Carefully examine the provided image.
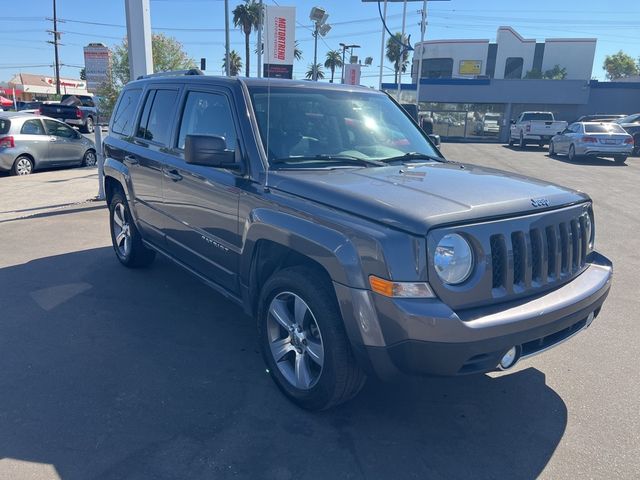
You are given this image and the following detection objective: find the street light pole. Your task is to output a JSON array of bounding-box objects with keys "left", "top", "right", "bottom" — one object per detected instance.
[
  {"left": 224, "top": 0, "right": 231, "bottom": 76},
  {"left": 313, "top": 24, "right": 319, "bottom": 81},
  {"left": 396, "top": 0, "right": 408, "bottom": 101},
  {"left": 415, "top": 0, "right": 428, "bottom": 111},
  {"left": 377, "top": 0, "right": 388, "bottom": 90},
  {"left": 257, "top": 0, "right": 263, "bottom": 78}
]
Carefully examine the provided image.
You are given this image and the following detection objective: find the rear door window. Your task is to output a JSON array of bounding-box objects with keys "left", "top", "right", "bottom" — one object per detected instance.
[
  {"left": 136, "top": 89, "right": 178, "bottom": 146},
  {"left": 111, "top": 88, "right": 142, "bottom": 136},
  {"left": 176, "top": 91, "right": 237, "bottom": 150},
  {"left": 43, "top": 119, "right": 77, "bottom": 138},
  {"left": 20, "top": 119, "right": 46, "bottom": 135}
]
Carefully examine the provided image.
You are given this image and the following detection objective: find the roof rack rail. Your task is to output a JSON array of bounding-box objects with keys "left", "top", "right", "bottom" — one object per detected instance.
[{"left": 136, "top": 68, "right": 204, "bottom": 80}]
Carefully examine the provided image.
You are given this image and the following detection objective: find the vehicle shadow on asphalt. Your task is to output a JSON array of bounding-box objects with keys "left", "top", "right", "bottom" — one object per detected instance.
[
  {"left": 0, "top": 247, "right": 567, "bottom": 480},
  {"left": 547, "top": 154, "right": 628, "bottom": 167}
]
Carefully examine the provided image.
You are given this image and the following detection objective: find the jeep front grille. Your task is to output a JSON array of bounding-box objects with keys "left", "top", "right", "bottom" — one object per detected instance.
[{"left": 490, "top": 217, "right": 588, "bottom": 293}]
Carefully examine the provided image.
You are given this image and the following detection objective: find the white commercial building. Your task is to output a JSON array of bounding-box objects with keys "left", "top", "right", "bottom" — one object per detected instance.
[
  {"left": 413, "top": 27, "right": 596, "bottom": 81},
  {"left": 8, "top": 73, "right": 90, "bottom": 100}
]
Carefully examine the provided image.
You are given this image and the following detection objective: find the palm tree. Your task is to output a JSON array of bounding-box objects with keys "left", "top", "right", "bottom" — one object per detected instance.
[
  {"left": 222, "top": 50, "right": 243, "bottom": 76},
  {"left": 324, "top": 50, "right": 343, "bottom": 83},
  {"left": 233, "top": 0, "right": 261, "bottom": 77},
  {"left": 294, "top": 41, "right": 303, "bottom": 62},
  {"left": 305, "top": 63, "right": 325, "bottom": 80},
  {"left": 386, "top": 32, "right": 410, "bottom": 84}
]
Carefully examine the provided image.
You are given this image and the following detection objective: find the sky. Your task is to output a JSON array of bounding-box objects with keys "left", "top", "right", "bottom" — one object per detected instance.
[{"left": 1, "top": 0, "right": 639, "bottom": 87}]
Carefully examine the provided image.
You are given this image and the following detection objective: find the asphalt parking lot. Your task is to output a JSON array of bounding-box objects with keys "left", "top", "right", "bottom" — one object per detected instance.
[{"left": 0, "top": 144, "right": 638, "bottom": 480}]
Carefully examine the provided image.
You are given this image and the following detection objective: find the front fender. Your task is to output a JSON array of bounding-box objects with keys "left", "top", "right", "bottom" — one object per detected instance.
[
  {"left": 103, "top": 158, "right": 143, "bottom": 226},
  {"left": 240, "top": 208, "right": 366, "bottom": 289}
]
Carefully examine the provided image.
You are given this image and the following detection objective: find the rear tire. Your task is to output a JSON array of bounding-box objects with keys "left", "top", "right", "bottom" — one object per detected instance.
[
  {"left": 108, "top": 191, "right": 156, "bottom": 268},
  {"left": 258, "top": 266, "right": 366, "bottom": 411},
  {"left": 80, "top": 116, "right": 94, "bottom": 134},
  {"left": 12, "top": 155, "right": 33, "bottom": 175},
  {"left": 614, "top": 155, "right": 627, "bottom": 164},
  {"left": 568, "top": 144, "right": 578, "bottom": 162}
]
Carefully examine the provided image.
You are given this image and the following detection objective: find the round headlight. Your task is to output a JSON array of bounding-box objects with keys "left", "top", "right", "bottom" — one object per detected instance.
[{"left": 434, "top": 233, "right": 474, "bottom": 285}]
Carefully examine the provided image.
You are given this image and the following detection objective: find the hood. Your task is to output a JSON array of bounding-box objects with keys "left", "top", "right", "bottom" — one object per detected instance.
[{"left": 268, "top": 162, "right": 589, "bottom": 234}]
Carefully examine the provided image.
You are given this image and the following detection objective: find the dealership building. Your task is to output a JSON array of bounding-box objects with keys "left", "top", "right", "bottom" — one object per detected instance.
[
  {"left": 2, "top": 73, "right": 89, "bottom": 102},
  {"left": 384, "top": 27, "right": 640, "bottom": 141}
]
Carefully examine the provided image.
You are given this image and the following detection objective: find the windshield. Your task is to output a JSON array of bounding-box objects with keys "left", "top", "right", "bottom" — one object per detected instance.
[
  {"left": 248, "top": 87, "right": 440, "bottom": 165},
  {"left": 584, "top": 123, "right": 626, "bottom": 133},
  {"left": 616, "top": 113, "right": 640, "bottom": 124}
]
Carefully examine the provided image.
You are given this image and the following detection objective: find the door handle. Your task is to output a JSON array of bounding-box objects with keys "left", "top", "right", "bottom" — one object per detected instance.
[
  {"left": 163, "top": 169, "right": 183, "bottom": 182},
  {"left": 49, "top": 137, "right": 57, "bottom": 142},
  {"left": 124, "top": 155, "right": 139, "bottom": 165}
]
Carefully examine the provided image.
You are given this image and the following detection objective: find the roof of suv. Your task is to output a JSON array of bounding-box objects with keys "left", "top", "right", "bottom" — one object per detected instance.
[{"left": 128, "top": 74, "right": 376, "bottom": 93}]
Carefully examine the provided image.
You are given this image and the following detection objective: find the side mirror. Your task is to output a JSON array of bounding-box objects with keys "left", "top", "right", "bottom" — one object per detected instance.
[
  {"left": 185, "top": 134, "right": 239, "bottom": 169},
  {"left": 428, "top": 134, "right": 441, "bottom": 147},
  {"left": 510, "top": 119, "right": 516, "bottom": 125}
]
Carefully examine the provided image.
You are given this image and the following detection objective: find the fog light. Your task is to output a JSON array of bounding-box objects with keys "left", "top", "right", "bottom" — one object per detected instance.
[{"left": 499, "top": 346, "right": 519, "bottom": 370}]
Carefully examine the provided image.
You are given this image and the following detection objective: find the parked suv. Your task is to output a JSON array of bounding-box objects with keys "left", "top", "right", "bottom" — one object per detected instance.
[{"left": 103, "top": 73, "right": 612, "bottom": 410}]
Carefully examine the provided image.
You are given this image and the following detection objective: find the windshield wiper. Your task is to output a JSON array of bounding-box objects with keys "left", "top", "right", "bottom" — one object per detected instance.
[
  {"left": 271, "top": 154, "right": 385, "bottom": 167},
  {"left": 380, "top": 152, "right": 447, "bottom": 164}
]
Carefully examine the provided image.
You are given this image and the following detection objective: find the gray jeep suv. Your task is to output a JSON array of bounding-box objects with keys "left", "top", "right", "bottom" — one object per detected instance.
[{"left": 103, "top": 72, "right": 612, "bottom": 410}]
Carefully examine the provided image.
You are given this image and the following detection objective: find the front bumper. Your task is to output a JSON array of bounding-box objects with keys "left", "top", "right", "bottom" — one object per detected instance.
[{"left": 335, "top": 252, "right": 612, "bottom": 379}]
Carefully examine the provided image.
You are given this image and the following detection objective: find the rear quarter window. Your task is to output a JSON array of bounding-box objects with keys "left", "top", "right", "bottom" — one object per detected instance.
[
  {"left": 111, "top": 88, "right": 142, "bottom": 136},
  {"left": 0, "top": 119, "right": 9, "bottom": 135}
]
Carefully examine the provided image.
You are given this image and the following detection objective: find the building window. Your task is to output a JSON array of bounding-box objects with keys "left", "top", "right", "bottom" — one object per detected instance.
[
  {"left": 504, "top": 57, "right": 524, "bottom": 79},
  {"left": 421, "top": 58, "right": 454, "bottom": 79}
]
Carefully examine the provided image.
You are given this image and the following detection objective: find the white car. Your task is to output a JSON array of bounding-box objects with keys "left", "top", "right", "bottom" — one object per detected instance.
[{"left": 549, "top": 122, "right": 634, "bottom": 164}]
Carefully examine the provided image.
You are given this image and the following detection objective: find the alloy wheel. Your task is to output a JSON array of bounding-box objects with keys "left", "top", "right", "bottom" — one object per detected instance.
[
  {"left": 84, "top": 151, "right": 97, "bottom": 167},
  {"left": 112, "top": 202, "right": 132, "bottom": 258},
  {"left": 267, "top": 291, "right": 324, "bottom": 390},
  {"left": 15, "top": 157, "right": 32, "bottom": 175}
]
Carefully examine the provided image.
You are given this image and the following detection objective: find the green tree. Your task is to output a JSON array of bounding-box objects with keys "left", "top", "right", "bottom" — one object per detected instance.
[
  {"left": 294, "top": 40, "right": 303, "bottom": 62},
  {"left": 543, "top": 64, "right": 567, "bottom": 80},
  {"left": 524, "top": 64, "right": 567, "bottom": 80},
  {"left": 305, "top": 63, "right": 325, "bottom": 80},
  {"left": 223, "top": 50, "right": 243, "bottom": 76},
  {"left": 524, "top": 68, "right": 543, "bottom": 79},
  {"left": 386, "top": 33, "right": 410, "bottom": 84},
  {"left": 233, "top": 0, "right": 261, "bottom": 77},
  {"left": 96, "top": 33, "right": 195, "bottom": 119},
  {"left": 603, "top": 50, "right": 639, "bottom": 80},
  {"left": 324, "top": 50, "right": 343, "bottom": 83}
]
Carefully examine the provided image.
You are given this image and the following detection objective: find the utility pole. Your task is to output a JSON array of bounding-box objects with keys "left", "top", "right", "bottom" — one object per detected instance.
[
  {"left": 257, "top": 0, "right": 263, "bottom": 77},
  {"left": 224, "top": 0, "right": 231, "bottom": 76},
  {"left": 49, "top": 0, "right": 61, "bottom": 95},
  {"left": 312, "top": 24, "right": 319, "bottom": 81},
  {"left": 415, "top": 0, "right": 428, "bottom": 111}
]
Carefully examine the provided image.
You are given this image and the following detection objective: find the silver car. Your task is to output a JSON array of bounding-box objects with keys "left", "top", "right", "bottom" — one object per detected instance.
[
  {"left": 0, "top": 112, "right": 96, "bottom": 175},
  {"left": 549, "top": 122, "right": 634, "bottom": 164}
]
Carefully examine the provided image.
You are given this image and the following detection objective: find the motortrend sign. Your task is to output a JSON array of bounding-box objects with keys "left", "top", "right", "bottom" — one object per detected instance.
[{"left": 264, "top": 5, "right": 295, "bottom": 79}]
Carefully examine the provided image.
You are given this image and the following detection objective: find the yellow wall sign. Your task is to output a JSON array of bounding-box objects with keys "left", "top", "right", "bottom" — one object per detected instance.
[{"left": 459, "top": 60, "right": 482, "bottom": 75}]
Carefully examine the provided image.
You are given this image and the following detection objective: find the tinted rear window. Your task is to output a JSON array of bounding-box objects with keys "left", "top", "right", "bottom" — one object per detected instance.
[
  {"left": 0, "top": 119, "right": 9, "bottom": 134},
  {"left": 584, "top": 123, "right": 625, "bottom": 133},
  {"left": 136, "top": 89, "right": 178, "bottom": 146},
  {"left": 522, "top": 113, "right": 554, "bottom": 121},
  {"left": 111, "top": 88, "right": 142, "bottom": 135}
]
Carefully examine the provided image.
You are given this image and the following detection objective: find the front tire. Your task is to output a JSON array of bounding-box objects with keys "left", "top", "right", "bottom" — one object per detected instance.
[
  {"left": 258, "top": 266, "right": 366, "bottom": 411},
  {"left": 568, "top": 144, "right": 578, "bottom": 162},
  {"left": 519, "top": 132, "right": 526, "bottom": 149},
  {"left": 507, "top": 133, "right": 514, "bottom": 147},
  {"left": 82, "top": 149, "right": 97, "bottom": 167},
  {"left": 109, "top": 191, "right": 156, "bottom": 268},
  {"left": 12, "top": 155, "right": 33, "bottom": 175}
]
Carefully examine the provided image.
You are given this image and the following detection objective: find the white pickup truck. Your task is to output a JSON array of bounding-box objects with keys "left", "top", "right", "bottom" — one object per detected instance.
[{"left": 508, "top": 111, "right": 567, "bottom": 148}]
